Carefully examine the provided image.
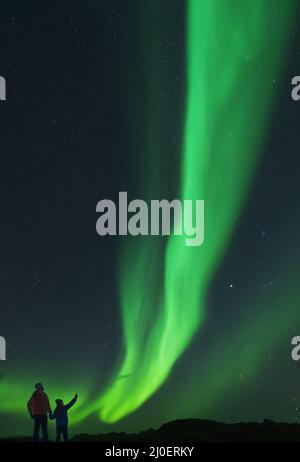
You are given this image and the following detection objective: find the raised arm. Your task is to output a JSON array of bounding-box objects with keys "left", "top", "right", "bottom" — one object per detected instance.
[{"left": 65, "top": 393, "right": 78, "bottom": 411}]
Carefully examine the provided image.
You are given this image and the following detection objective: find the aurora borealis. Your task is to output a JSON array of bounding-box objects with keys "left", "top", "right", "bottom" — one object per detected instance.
[
  {"left": 1, "top": 0, "right": 300, "bottom": 439},
  {"left": 96, "top": 0, "right": 295, "bottom": 423}
]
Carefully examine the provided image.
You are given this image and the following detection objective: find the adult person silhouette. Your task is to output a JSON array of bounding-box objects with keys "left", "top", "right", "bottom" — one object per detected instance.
[{"left": 27, "top": 382, "right": 52, "bottom": 442}]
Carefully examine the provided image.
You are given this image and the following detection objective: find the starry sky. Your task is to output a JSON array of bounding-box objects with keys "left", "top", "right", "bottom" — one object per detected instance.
[{"left": 1, "top": 0, "right": 300, "bottom": 438}]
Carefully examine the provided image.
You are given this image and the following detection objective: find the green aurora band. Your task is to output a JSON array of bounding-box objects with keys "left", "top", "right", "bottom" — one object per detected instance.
[
  {"left": 97, "top": 0, "right": 295, "bottom": 423},
  {"left": 0, "top": 0, "right": 296, "bottom": 429}
]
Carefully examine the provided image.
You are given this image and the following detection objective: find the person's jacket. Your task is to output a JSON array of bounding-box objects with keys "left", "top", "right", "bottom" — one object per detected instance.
[
  {"left": 27, "top": 390, "right": 51, "bottom": 416},
  {"left": 50, "top": 395, "right": 77, "bottom": 427}
]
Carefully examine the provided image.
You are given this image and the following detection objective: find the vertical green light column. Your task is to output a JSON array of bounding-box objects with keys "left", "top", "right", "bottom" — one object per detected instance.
[{"left": 96, "top": 0, "right": 295, "bottom": 423}]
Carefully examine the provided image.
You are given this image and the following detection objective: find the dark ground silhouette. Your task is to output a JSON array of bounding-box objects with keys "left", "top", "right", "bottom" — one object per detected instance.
[{"left": 1, "top": 418, "right": 300, "bottom": 442}]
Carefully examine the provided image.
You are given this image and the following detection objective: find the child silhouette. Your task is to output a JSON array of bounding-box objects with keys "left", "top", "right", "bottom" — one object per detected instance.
[{"left": 50, "top": 393, "right": 78, "bottom": 442}]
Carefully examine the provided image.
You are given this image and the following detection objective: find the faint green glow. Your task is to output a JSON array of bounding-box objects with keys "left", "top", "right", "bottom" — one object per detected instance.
[
  {"left": 0, "top": 0, "right": 296, "bottom": 430},
  {"left": 171, "top": 244, "right": 300, "bottom": 421},
  {"left": 97, "top": 0, "right": 295, "bottom": 423},
  {"left": 0, "top": 371, "right": 92, "bottom": 428}
]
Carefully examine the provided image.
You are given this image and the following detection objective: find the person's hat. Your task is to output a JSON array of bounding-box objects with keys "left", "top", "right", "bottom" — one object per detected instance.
[{"left": 35, "top": 382, "right": 44, "bottom": 390}]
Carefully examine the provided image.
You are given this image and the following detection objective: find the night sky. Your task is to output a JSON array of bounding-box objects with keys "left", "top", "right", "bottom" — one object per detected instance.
[{"left": 1, "top": 0, "right": 300, "bottom": 438}]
